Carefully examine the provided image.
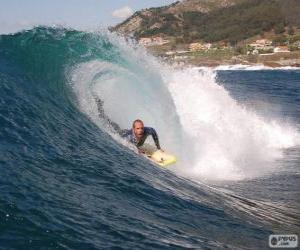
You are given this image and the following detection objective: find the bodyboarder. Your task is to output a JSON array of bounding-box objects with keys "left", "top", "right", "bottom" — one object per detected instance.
[{"left": 95, "top": 97, "right": 162, "bottom": 153}]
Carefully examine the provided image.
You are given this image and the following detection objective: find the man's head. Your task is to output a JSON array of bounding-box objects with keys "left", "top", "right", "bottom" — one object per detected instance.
[{"left": 132, "top": 119, "right": 144, "bottom": 139}]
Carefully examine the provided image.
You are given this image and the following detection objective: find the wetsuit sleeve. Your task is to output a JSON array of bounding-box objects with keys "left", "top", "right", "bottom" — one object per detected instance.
[
  {"left": 95, "top": 97, "right": 123, "bottom": 134},
  {"left": 120, "top": 129, "right": 131, "bottom": 138},
  {"left": 149, "top": 128, "right": 161, "bottom": 150},
  {"left": 108, "top": 121, "right": 123, "bottom": 135}
]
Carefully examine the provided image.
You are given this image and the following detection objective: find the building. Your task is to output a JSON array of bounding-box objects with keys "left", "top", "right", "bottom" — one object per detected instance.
[
  {"left": 138, "top": 38, "right": 152, "bottom": 46},
  {"left": 151, "top": 36, "right": 169, "bottom": 45},
  {"left": 138, "top": 36, "right": 169, "bottom": 47},
  {"left": 274, "top": 46, "right": 290, "bottom": 53},
  {"left": 189, "top": 43, "right": 202, "bottom": 51},
  {"left": 189, "top": 42, "right": 212, "bottom": 52},
  {"left": 249, "top": 39, "right": 272, "bottom": 48},
  {"left": 248, "top": 39, "right": 274, "bottom": 54}
]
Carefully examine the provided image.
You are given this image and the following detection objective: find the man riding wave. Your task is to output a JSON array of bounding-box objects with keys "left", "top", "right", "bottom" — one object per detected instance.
[{"left": 95, "top": 98, "right": 161, "bottom": 153}]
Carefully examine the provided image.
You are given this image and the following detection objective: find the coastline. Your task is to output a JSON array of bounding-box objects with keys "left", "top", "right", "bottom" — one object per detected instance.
[{"left": 148, "top": 47, "right": 300, "bottom": 69}]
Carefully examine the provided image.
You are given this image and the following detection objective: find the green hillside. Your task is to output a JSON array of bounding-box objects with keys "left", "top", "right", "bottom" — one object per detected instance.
[{"left": 113, "top": 0, "right": 300, "bottom": 44}]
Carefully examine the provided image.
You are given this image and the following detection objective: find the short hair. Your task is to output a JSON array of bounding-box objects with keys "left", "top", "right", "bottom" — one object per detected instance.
[{"left": 132, "top": 119, "right": 144, "bottom": 128}]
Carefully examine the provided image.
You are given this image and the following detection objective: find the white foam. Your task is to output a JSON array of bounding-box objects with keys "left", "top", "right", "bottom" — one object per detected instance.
[{"left": 163, "top": 67, "right": 299, "bottom": 180}]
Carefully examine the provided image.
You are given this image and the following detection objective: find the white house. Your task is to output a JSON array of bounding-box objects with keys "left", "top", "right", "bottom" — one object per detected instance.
[
  {"left": 139, "top": 38, "right": 152, "bottom": 46},
  {"left": 274, "top": 46, "right": 290, "bottom": 53},
  {"left": 138, "top": 37, "right": 169, "bottom": 47}
]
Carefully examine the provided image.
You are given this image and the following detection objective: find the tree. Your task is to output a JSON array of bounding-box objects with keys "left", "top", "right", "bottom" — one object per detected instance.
[
  {"left": 235, "top": 45, "right": 247, "bottom": 55},
  {"left": 274, "top": 23, "right": 285, "bottom": 34},
  {"left": 272, "top": 35, "right": 287, "bottom": 46},
  {"left": 288, "top": 26, "right": 295, "bottom": 36}
]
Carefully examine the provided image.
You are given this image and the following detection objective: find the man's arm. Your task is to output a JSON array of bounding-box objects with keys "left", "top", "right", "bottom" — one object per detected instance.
[
  {"left": 147, "top": 127, "right": 161, "bottom": 150},
  {"left": 119, "top": 129, "right": 132, "bottom": 138},
  {"left": 95, "top": 97, "right": 123, "bottom": 135}
]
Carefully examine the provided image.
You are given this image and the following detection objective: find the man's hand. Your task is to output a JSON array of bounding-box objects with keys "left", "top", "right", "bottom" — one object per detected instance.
[{"left": 138, "top": 148, "right": 145, "bottom": 154}]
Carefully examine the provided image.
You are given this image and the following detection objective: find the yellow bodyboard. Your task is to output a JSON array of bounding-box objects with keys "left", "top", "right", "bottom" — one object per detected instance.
[
  {"left": 139, "top": 144, "right": 176, "bottom": 167},
  {"left": 149, "top": 150, "right": 177, "bottom": 167}
]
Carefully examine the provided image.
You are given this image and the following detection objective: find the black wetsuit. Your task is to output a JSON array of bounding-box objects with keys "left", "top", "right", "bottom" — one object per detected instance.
[{"left": 120, "top": 127, "right": 161, "bottom": 150}]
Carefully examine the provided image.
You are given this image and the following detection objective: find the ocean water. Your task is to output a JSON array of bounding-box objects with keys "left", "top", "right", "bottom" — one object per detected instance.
[{"left": 0, "top": 27, "right": 299, "bottom": 249}]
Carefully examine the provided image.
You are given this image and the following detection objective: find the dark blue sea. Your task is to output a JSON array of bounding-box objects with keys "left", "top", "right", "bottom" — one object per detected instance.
[{"left": 0, "top": 27, "right": 299, "bottom": 249}]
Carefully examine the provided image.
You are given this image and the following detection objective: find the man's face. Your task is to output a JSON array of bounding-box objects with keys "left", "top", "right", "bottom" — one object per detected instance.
[{"left": 133, "top": 121, "right": 144, "bottom": 139}]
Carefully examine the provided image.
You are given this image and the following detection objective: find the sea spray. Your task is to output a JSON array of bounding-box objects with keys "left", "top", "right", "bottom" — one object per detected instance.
[{"left": 164, "top": 67, "right": 299, "bottom": 180}]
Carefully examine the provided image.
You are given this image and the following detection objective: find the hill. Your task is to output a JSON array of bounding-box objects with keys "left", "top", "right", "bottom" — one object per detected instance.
[{"left": 112, "top": 0, "right": 300, "bottom": 45}]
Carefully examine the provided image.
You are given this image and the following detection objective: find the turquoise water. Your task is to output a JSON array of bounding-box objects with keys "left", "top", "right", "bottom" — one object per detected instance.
[{"left": 0, "top": 27, "right": 299, "bottom": 249}]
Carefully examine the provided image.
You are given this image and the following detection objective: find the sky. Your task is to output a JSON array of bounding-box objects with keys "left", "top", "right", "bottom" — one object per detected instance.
[{"left": 0, "top": 0, "right": 178, "bottom": 34}]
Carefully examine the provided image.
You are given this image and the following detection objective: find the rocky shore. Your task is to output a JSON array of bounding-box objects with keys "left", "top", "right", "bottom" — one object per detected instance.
[{"left": 154, "top": 50, "right": 300, "bottom": 68}]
